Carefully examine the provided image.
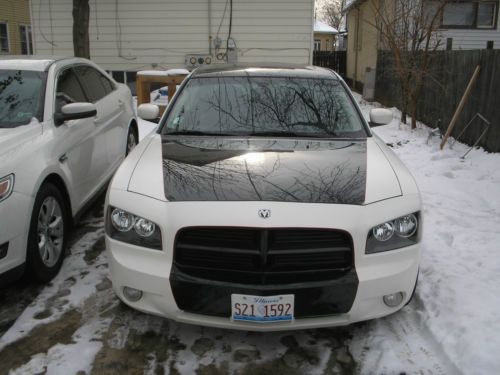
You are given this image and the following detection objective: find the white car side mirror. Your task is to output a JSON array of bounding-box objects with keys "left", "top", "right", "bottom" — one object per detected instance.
[
  {"left": 55, "top": 102, "right": 97, "bottom": 126},
  {"left": 138, "top": 104, "right": 160, "bottom": 121},
  {"left": 369, "top": 108, "right": 393, "bottom": 127}
]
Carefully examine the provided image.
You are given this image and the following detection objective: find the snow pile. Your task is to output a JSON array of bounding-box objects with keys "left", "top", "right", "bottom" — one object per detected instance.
[
  {"left": 350, "top": 95, "right": 500, "bottom": 374},
  {"left": 137, "top": 69, "right": 189, "bottom": 77}
]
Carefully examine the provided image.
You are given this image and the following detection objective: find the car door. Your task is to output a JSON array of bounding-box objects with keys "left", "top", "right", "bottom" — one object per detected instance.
[
  {"left": 52, "top": 66, "right": 104, "bottom": 209},
  {"left": 74, "top": 65, "right": 126, "bottom": 176}
]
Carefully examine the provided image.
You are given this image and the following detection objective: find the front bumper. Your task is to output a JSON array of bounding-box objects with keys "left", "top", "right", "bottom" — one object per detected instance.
[
  {"left": 0, "top": 191, "right": 33, "bottom": 278},
  {"left": 106, "top": 189, "right": 421, "bottom": 331}
]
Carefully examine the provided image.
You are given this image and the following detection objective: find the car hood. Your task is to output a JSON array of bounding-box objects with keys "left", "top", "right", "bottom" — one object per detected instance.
[
  {"left": 127, "top": 136, "right": 402, "bottom": 204},
  {"left": 0, "top": 121, "right": 42, "bottom": 176}
]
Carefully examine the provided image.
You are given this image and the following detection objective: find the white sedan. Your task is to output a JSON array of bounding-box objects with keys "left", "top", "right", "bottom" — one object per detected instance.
[
  {"left": 0, "top": 56, "right": 137, "bottom": 284},
  {"left": 106, "top": 65, "right": 421, "bottom": 331}
]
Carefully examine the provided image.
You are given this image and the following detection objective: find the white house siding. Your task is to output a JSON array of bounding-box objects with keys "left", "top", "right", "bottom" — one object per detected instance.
[
  {"left": 30, "top": 0, "right": 314, "bottom": 71},
  {"left": 437, "top": 28, "right": 500, "bottom": 50}
]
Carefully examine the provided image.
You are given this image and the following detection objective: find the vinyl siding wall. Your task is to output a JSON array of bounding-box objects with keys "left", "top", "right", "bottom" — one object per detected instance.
[
  {"left": 437, "top": 28, "right": 500, "bottom": 50},
  {"left": 30, "top": 0, "right": 314, "bottom": 71},
  {"left": 0, "top": 0, "right": 31, "bottom": 55}
]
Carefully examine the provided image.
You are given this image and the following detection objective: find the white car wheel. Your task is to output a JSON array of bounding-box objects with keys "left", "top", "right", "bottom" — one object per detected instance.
[{"left": 27, "top": 183, "right": 68, "bottom": 282}]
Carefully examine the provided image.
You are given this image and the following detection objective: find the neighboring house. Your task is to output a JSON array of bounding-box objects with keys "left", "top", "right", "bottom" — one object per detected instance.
[
  {"left": 0, "top": 0, "right": 33, "bottom": 55},
  {"left": 314, "top": 20, "right": 339, "bottom": 51},
  {"left": 29, "top": 0, "right": 315, "bottom": 90},
  {"left": 344, "top": 0, "right": 500, "bottom": 88}
]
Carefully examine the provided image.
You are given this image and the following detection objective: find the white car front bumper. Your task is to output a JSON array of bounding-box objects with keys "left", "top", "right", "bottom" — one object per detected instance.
[
  {"left": 106, "top": 189, "right": 421, "bottom": 331},
  {"left": 0, "top": 191, "right": 33, "bottom": 280}
]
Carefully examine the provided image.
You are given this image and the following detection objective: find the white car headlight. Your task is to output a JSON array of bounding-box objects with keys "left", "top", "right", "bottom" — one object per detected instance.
[
  {"left": 0, "top": 174, "right": 14, "bottom": 203},
  {"left": 107, "top": 207, "right": 162, "bottom": 250},
  {"left": 366, "top": 212, "right": 420, "bottom": 254}
]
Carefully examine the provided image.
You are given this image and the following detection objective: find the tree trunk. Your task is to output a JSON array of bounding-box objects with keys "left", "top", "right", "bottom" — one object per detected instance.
[{"left": 73, "top": 0, "right": 90, "bottom": 59}]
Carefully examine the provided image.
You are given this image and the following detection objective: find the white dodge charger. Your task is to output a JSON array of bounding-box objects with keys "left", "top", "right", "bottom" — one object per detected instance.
[{"left": 106, "top": 64, "right": 421, "bottom": 331}]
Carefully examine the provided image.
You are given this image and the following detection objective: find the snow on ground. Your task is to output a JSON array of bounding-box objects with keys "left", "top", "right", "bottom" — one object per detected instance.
[
  {"left": 2, "top": 93, "right": 500, "bottom": 374},
  {"left": 350, "top": 94, "right": 500, "bottom": 374}
]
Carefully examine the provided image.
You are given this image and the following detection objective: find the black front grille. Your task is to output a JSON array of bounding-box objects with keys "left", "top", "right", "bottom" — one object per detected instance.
[{"left": 174, "top": 227, "right": 353, "bottom": 284}]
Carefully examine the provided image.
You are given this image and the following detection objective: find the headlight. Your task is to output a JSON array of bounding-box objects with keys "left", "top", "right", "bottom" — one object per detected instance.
[
  {"left": 0, "top": 174, "right": 14, "bottom": 203},
  {"left": 366, "top": 212, "right": 420, "bottom": 254},
  {"left": 106, "top": 207, "right": 162, "bottom": 250}
]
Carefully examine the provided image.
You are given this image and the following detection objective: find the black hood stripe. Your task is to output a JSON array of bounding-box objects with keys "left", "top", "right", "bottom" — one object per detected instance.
[{"left": 162, "top": 138, "right": 366, "bottom": 205}]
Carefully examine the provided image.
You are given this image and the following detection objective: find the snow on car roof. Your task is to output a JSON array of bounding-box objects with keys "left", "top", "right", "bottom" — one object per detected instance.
[
  {"left": 192, "top": 64, "right": 339, "bottom": 80},
  {"left": 0, "top": 56, "right": 71, "bottom": 71},
  {"left": 137, "top": 69, "right": 190, "bottom": 76}
]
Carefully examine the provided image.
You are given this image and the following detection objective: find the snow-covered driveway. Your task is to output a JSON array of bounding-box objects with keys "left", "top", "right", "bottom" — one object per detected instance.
[{"left": 0, "top": 96, "right": 499, "bottom": 374}]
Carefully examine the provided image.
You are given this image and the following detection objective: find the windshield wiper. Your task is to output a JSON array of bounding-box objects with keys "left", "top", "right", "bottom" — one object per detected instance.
[
  {"left": 164, "top": 130, "right": 237, "bottom": 136},
  {"left": 247, "top": 131, "right": 336, "bottom": 138}
]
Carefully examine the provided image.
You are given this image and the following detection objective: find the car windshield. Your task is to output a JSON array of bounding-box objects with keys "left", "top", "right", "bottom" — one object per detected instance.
[
  {"left": 0, "top": 69, "right": 46, "bottom": 128},
  {"left": 161, "top": 76, "right": 367, "bottom": 138}
]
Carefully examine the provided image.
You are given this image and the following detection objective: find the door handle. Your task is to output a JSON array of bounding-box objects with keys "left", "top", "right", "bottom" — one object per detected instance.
[{"left": 118, "top": 99, "right": 125, "bottom": 107}]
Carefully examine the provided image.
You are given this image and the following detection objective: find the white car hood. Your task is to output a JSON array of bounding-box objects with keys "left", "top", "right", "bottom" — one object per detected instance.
[
  {"left": 0, "top": 120, "right": 42, "bottom": 176},
  {"left": 127, "top": 135, "right": 405, "bottom": 204}
]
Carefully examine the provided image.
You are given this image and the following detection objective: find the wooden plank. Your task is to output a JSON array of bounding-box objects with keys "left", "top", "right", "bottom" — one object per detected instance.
[{"left": 440, "top": 65, "right": 481, "bottom": 150}]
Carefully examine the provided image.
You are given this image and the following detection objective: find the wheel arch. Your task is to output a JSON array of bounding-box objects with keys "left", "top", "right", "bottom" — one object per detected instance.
[{"left": 38, "top": 173, "right": 73, "bottom": 226}]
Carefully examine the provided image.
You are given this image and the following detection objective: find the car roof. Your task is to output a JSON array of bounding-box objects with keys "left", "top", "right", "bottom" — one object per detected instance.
[
  {"left": 0, "top": 55, "right": 77, "bottom": 72},
  {"left": 191, "top": 63, "right": 339, "bottom": 80}
]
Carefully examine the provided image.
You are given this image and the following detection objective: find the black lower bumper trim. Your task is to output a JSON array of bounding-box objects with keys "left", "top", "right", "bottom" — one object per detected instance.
[{"left": 170, "top": 266, "right": 358, "bottom": 318}]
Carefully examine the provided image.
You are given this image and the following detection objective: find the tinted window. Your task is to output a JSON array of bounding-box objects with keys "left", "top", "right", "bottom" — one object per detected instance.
[
  {"left": 162, "top": 77, "right": 367, "bottom": 138},
  {"left": 74, "top": 66, "right": 109, "bottom": 102},
  {"left": 0, "top": 69, "right": 46, "bottom": 128},
  {"left": 98, "top": 72, "right": 115, "bottom": 94},
  {"left": 55, "top": 68, "right": 87, "bottom": 112}
]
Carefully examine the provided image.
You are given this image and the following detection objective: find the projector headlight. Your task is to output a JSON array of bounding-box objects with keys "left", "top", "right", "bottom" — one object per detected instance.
[
  {"left": 106, "top": 207, "right": 162, "bottom": 250},
  {"left": 366, "top": 212, "right": 420, "bottom": 254}
]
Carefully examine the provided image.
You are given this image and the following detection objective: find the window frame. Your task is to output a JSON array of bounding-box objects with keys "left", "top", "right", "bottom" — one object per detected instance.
[
  {"left": 434, "top": 0, "right": 499, "bottom": 30},
  {"left": 314, "top": 39, "right": 321, "bottom": 51},
  {"left": 19, "top": 24, "right": 33, "bottom": 55},
  {"left": 0, "top": 22, "right": 10, "bottom": 53},
  {"left": 73, "top": 64, "right": 117, "bottom": 103},
  {"left": 53, "top": 66, "right": 90, "bottom": 115}
]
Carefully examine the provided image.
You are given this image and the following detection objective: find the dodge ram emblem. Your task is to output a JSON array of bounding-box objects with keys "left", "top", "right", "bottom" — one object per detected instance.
[{"left": 258, "top": 209, "right": 271, "bottom": 219}]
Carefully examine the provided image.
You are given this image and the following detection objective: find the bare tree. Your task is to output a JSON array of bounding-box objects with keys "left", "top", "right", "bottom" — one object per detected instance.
[
  {"left": 73, "top": 0, "right": 90, "bottom": 59},
  {"left": 371, "top": 0, "right": 447, "bottom": 128},
  {"left": 319, "top": 0, "right": 344, "bottom": 31}
]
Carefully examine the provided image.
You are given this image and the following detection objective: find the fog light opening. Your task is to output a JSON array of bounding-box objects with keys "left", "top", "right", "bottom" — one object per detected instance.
[
  {"left": 123, "top": 286, "right": 143, "bottom": 302},
  {"left": 383, "top": 292, "right": 404, "bottom": 307}
]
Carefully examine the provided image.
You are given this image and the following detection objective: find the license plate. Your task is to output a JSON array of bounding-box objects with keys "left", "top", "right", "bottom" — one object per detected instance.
[{"left": 231, "top": 294, "right": 294, "bottom": 322}]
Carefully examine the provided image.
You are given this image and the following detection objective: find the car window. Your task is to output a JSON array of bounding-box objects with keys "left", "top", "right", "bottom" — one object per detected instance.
[
  {"left": 74, "top": 66, "right": 111, "bottom": 103},
  {"left": 55, "top": 68, "right": 87, "bottom": 113},
  {"left": 0, "top": 69, "right": 46, "bottom": 128},
  {"left": 162, "top": 77, "right": 367, "bottom": 138},
  {"left": 98, "top": 72, "right": 115, "bottom": 94}
]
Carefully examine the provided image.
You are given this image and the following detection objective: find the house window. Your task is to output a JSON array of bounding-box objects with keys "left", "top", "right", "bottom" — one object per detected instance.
[
  {"left": 0, "top": 23, "right": 9, "bottom": 53},
  {"left": 478, "top": 2, "right": 497, "bottom": 27},
  {"left": 431, "top": 1, "right": 498, "bottom": 29},
  {"left": 314, "top": 39, "right": 321, "bottom": 51},
  {"left": 19, "top": 25, "right": 33, "bottom": 55}
]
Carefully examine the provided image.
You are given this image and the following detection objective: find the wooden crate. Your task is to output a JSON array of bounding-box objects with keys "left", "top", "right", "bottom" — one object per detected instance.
[{"left": 136, "top": 72, "right": 188, "bottom": 116}]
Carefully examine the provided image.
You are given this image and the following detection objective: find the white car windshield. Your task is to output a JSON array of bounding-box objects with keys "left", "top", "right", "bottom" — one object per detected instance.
[
  {"left": 0, "top": 69, "right": 46, "bottom": 128},
  {"left": 162, "top": 76, "right": 367, "bottom": 138}
]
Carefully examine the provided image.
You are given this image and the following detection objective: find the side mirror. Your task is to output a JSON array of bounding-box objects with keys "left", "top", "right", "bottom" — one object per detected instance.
[
  {"left": 369, "top": 108, "right": 393, "bottom": 127},
  {"left": 137, "top": 103, "right": 160, "bottom": 121},
  {"left": 55, "top": 102, "right": 97, "bottom": 126}
]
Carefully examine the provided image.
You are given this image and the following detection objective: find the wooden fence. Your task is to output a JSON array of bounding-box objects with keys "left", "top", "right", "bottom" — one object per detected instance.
[
  {"left": 375, "top": 49, "right": 500, "bottom": 153},
  {"left": 313, "top": 51, "right": 347, "bottom": 78}
]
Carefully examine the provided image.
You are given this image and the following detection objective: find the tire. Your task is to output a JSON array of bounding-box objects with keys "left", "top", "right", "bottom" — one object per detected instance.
[
  {"left": 126, "top": 126, "right": 138, "bottom": 155},
  {"left": 26, "top": 183, "right": 68, "bottom": 282}
]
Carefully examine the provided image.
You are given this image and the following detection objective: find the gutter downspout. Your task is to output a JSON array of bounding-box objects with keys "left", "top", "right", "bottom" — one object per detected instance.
[{"left": 208, "top": 0, "right": 212, "bottom": 55}]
